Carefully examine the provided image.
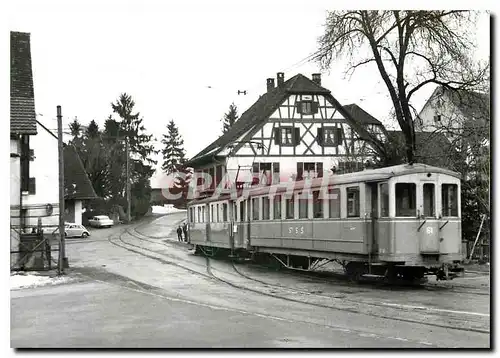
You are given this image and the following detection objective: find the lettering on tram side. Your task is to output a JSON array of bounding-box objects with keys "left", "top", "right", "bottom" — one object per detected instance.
[
  {"left": 288, "top": 226, "right": 305, "bottom": 235},
  {"left": 426, "top": 227, "right": 433, "bottom": 235}
]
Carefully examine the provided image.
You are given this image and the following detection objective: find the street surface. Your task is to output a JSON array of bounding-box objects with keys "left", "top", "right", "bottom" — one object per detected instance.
[{"left": 11, "top": 212, "right": 491, "bottom": 348}]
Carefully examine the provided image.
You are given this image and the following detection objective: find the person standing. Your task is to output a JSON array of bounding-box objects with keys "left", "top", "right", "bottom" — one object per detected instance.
[
  {"left": 182, "top": 223, "right": 188, "bottom": 242},
  {"left": 176, "top": 226, "right": 183, "bottom": 242}
]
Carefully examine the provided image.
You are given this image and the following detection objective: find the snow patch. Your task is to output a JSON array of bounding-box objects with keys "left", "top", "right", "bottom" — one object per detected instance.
[
  {"left": 10, "top": 272, "right": 74, "bottom": 290},
  {"left": 152, "top": 205, "right": 186, "bottom": 215}
]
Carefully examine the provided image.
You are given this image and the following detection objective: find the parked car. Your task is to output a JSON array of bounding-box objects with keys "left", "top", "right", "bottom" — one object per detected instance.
[
  {"left": 88, "top": 215, "right": 114, "bottom": 228},
  {"left": 65, "top": 223, "right": 90, "bottom": 238}
]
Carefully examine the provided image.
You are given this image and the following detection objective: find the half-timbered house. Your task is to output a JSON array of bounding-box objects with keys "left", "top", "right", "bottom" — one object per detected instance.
[{"left": 185, "top": 72, "right": 385, "bottom": 191}]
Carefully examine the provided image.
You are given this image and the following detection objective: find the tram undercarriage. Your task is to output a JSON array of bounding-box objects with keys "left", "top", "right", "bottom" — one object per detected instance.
[{"left": 191, "top": 243, "right": 464, "bottom": 284}]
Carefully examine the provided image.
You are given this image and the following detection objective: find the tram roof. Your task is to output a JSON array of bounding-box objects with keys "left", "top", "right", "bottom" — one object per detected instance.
[{"left": 188, "top": 163, "right": 460, "bottom": 204}]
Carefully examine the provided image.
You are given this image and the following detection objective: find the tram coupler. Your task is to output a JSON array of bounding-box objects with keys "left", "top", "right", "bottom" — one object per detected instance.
[{"left": 435, "top": 263, "right": 464, "bottom": 281}]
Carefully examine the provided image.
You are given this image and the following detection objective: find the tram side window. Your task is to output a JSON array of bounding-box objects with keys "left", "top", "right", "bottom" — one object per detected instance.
[
  {"left": 273, "top": 195, "right": 282, "bottom": 220},
  {"left": 313, "top": 190, "right": 323, "bottom": 218},
  {"left": 189, "top": 208, "right": 194, "bottom": 223},
  {"left": 223, "top": 203, "right": 228, "bottom": 222},
  {"left": 346, "top": 187, "right": 360, "bottom": 217},
  {"left": 197, "top": 207, "right": 201, "bottom": 223},
  {"left": 442, "top": 184, "right": 458, "bottom": 217},
  {"left": 395, "top": 183, "right": 416, "bottom": 217},
  {"left": 329, "top": 188, "right": 340, "bottom": 218},
  {"left": 423, "top": 183, "right": 435, "bottom": 217},
  {"left": 216, "top": 204, "right": 220, "bottom": 222},
  {"left": 299, "top": 192, "right": 309, "bottom": 219},
  {"left": 285, "top": 195, "right": 294, "bottom": 219},
  {"left": 380, "top": 183, "right": 389, "bottom": 217},
  {"left": 211, "top": 205, "right": 214, "bottom": 222},
  {"left": 233, "top": 203, "right": 237, "bottom": 221},
  {"left": 202, "top": 207, "right": 205, "bottom": 223},
  {"left": 252, "top": 198, "right": 260, "bottom": 220},
  {"left": 262, "top": 197, "right": 270, "bottom": 220},
  {"left": 240, "top": 200, "right": 247, "bottom": 222}
]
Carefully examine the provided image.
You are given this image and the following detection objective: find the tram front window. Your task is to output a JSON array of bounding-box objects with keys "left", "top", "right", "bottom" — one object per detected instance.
[
  {"left": 395, "top": 183, "right": 416, "bottom": 217},
  {"left": 442, "top": 184, "right": 458, "bottom": 217}
]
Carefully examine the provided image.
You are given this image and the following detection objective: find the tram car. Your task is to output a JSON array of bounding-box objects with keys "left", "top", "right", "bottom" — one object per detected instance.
[{"left": 186, "top": 163, "right": 464, "bottom": 282}]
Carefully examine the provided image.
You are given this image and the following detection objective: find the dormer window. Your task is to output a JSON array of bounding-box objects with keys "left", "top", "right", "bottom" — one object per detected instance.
[
  {"left": 434, "top": 115, "right": 442, "bottom": 122},
  {"left": 296, "top": 101, "right": 319, "bottom": 115}
]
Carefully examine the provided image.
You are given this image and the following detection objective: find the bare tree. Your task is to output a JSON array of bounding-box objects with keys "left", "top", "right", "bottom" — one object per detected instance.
[{"left": 315, "top": 10, "right": 489, "bottom": 163}]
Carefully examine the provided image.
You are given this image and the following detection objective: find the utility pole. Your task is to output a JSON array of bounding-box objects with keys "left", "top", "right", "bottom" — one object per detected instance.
[
  {"left": 126, "top": 137, "right": 131, "bottom": 223},
  {"left": 57, "top": 106, "right": 67, "bottom": 274}
]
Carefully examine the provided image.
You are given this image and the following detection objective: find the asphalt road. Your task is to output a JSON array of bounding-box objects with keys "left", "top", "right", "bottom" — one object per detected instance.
[{"left": 11, "top": 212, "right": 491, "bottom": 348}]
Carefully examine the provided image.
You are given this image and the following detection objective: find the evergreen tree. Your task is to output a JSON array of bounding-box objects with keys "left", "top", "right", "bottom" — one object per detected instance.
[
  {"left": 80, "top": 120, "right": 108, "bottom": 198},
  {"left": 161, "top": 119, "right": 186, "bottom": 174},
  {"left": 69, "top": 117, "right": 82, "bottom": 138},
  {"left": 68, "top": 118, "right": 84, "bottom": 155},
  {"left": 101, "top": 93, "right": 159, "bottom": 217},
  {"left": 86, "top": 120, "right": 100, "bottom": 138},
  {"left": 221, "top": 102, "right": 239, "bottom": 134}
]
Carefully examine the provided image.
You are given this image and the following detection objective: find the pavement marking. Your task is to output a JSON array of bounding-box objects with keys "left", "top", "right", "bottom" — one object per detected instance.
[
  {"left": 380, "top": 302, "right": 489, "bottom": 317},
  {"left": 460, "top": 276, "right": 490, "bottom": 280},
  {"left": 77, "top": 273, "right": 435, "bottom": 347},
  {"left": 465, "top": 270, "right": 490, "bottom": 274}
]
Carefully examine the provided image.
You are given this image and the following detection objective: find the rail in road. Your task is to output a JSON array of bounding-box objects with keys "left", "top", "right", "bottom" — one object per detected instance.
[{"left": 106, "top": 223, "right": 490, "bottom": 337}]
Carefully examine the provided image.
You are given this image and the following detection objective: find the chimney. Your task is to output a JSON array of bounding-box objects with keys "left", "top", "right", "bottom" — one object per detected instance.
[
  {"left": 312, "top": 73, "right": 321, "bottom": 86},
  {"left": 277, "top": 72, "right": 285, "bottom": 88},
  {"left": 266, "top": 78, "right": 275, "bottom": 92}
]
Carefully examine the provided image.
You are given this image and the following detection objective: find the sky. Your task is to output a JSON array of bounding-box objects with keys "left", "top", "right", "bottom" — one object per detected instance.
[{"left": 6, "top": 1, "right": 491, "bottom": 188}]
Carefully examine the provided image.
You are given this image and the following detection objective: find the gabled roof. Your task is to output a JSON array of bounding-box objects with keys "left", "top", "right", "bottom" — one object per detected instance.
[
  {"left": 442, "top": 87, "right": 490, "bottom": 121},
  {"left": 424, "top": 86, "right": 490, "bottom": 123},
  {"left": 36, "top": 120, "right": 98, "bottom": 200},
  {"left": 187, "top": 73, "right": 382, "bottom": 166},
  {"left": 11, "top": 32, "right": 37, "bottom": 135},
  {"left": 64, "top": 145, "right": 99, "bottom": 200},
  {"left": 343, "top": 104, "right": 382, "bottom": 125}
]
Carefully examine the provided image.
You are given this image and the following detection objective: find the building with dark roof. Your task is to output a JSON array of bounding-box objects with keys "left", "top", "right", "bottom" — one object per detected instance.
[
  {"left": 10, "top": 31, "right": 39, "bottom": 238},
  {"left": 10, "top": 31, "right": 97, "bottom": 238},
  {"left": 185, "top": 72, "right": 386, "bottom": 192}
]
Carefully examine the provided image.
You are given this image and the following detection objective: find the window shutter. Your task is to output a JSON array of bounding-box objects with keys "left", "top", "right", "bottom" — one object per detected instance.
[
  {"left": 296, "top": 162, "right": 303, "bottom": 181},
  {"left": 294, "top": 127, "right": 300, "bottom": 146},
  {"left": 273, "top": 162, "right": 280, "bottom": 173},
  {"left": 311, "top": 101, "right": 319, "bottom": 114},
  {"left": 295, "top": 101, "right": 302, "bottom": 114},
  {"left": 316, "top": 162, "right": 323, "bottom": 177},
  {"left": 335, "top": 127, "right": 343, "bottom": 146},
  {"left": 252, "top": 162, "right": 259, "bottom": 173},
  {"left": 274, "top": 128, "right": 280, "bottom": 145},
  {"left": 317, "top": 128, "right": 324, "bottom": 145},
  {"left": 29, "top": 177, "right": 36, "bottom": 195}
]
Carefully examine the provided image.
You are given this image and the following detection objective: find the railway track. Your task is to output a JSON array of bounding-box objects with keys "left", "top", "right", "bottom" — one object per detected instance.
[
  {"left": 272, "top": 264, "right": 490, "bottom": 296},
  {"left": 107, "top": 226, "right": 490, "bottom": 335},
  {"left": 128, "top": 225, "right": 490, "bottom": 297}
]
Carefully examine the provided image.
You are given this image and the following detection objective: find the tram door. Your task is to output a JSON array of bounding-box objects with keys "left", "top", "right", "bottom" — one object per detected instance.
[
  {"left": 366, "top": 182, "right": 379, "bottom": 254},
  {"left": 228, "top": 200, "right": 235, "bottom": 253},
  {"left": 205, "top": 203, "right": 211, "bottom": 243}
]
